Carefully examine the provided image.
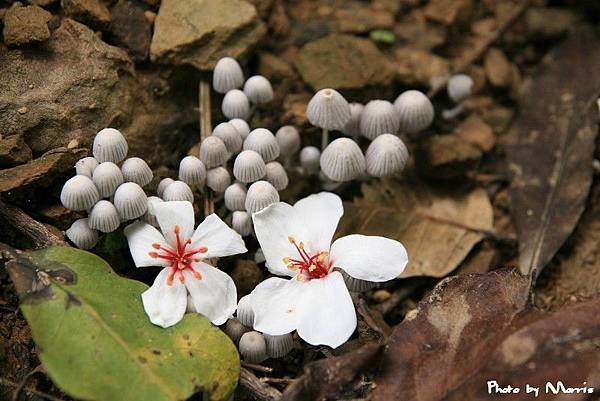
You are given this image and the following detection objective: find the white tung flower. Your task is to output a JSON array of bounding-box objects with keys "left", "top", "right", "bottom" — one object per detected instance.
[
  {"left": 124, "top": 201, "right": 247, "bottom": 328},
  {"left": 247, "top": 192, "right": 408, "bottom": 348}
]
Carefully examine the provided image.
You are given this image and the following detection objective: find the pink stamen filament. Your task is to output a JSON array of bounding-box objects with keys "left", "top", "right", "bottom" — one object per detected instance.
[{"left": 285, "top": 236, "right": 331, "bottom": 280}]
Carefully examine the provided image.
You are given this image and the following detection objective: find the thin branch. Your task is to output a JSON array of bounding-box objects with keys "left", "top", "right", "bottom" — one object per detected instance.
[
  {"left": 0, "top": 201, "right": 65, "bottom": 248},
  {"left": 239, "top": 367, "right": 282, "bottom": 401},
  {"left": 241, "top": 361, "right": 274, "bottom": 373},
  {"left": 0, "top": 378, "right": 64, "bottom": 401},
  {"left": 199, "top": 80, "right": 215, "bottom": 217}
]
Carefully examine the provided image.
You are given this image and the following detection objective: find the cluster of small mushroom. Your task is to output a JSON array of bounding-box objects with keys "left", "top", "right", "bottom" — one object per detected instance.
[{"left": 60, "top": 128, "right": 156, "bottom": 249}]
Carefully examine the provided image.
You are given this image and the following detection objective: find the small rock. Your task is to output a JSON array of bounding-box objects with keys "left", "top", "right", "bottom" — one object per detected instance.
[
  {"left": 109, "top": 0, "right": 152, "bottom": 61},
  {"left": 231, "top": 260, "right": 264, "bottom": 296},
  {"left": 2, "top": 5, "right": 52, "bottom": 46},
  {"left": 372, "top": 289, "right": 391, "bottom": 303},
  {"left": 334, "top": 6, "right": 393, "bottom": 34},
  {"left": 454, "top": 114, "right": 496, "bottom": 152},
  {"left": 0, "top": 134, "right": 33, "bottom": 167},
  {"left": 416, "top": 134, "right": 482, "bottom": 179},
  {"left": 144, "top": 10, "right": 156, "bottom": 24},
  {"left": 481, "top": 106, "right": 514, "bottom": 134},
  {"left": 394, "top": 47, "right": 450, "bottom": 88},
  {"left": 295, "top": 34, "right": 394, "bottom": 91},
  {"left": 282, "top": 92, "right": 312, "bottom": 126},
  {"left": 61, "top": 0, "right": 111, "bottom": 29},
  {"left": 394, "top": 9, "right": 447, "bottom": 50},
  {"left": 28, "top": 0, "right": 59, "bottom": 7},
  {"left": 525, "top": 7, "right": 575, "bottom": 40},
  {"left": 150, "top": 0, "right": 266, "bottom": 70},
  {"left": 17, "top": 106, "right": 28, "bottom": 114},
  {"left": 484, "top": 48, "right": 512, "bottom": 88},
  {"left": 424, "top": 0, "right": 473, "bottom": 26},
  {"left": 258, "top": 52, "right": 295, "bottom": 81}
]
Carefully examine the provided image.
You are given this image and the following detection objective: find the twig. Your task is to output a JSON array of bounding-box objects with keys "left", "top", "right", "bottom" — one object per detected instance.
[
  {"left": 199, "top": 80, "right": 215, "bottom": 217},
  {"left": 241, "top": 361, "right": 274, "bottom": 373},
  {"left": 428, "top": 0, "right": 532, "bottom": 98},
  {"left": 357, "top": 298, "right": 388, "bottom": 339},
  {"left": 260, "top": 377, "right": 293, "bottom": 385},
  {"left": 239, "top": 367, "right": 282, "bottom": 401},
  {"left": 0, "top": 377, "right": 64, "bottom": 401},
  {"left": 0, "top": 201, "right": 65, "bottom": 248},
  {"left": 12, "top": 365, "right": 45, "bottom": 401}
]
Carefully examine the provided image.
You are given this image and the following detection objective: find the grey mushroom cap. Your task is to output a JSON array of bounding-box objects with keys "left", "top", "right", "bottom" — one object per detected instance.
[
  {"left": 206, "top": 167, "right": 231, "bottom": 193},
  {"left": 163, "top": 180, "right": 194, "bottom": 203},
  {"left": 224, "top": 318, "right": 250, "bottom": 346},
  {"left": 66, "top": 218, "right": 99, "bottom": 250},
  {"left": 213, "top": 57, "right": 244, "bottom": 94},
  {"left": 113, "top": 182, "right": 148, "bottom": 220},
  {"left": 243, "top": 128, "right": 280, "bottom": 162},
  {"left": 275, "top": 126, "right": 301, "bottom": 156},
  {"left": 320, "top": 138, "right": 366, "bottom": 182},
  {"left": 222, "top": 89, "right": 250, "bottom": 120},
  {"left": 179, "top": 156, "right": 206, "bottom": 187},
  {"left": 245, "top": 180, "right": 280, "bottom": 215},
  {"left": 394, "top": 90, "right": 434, "bottom": 134},
  {"left": 199, "top": 136, "right": 228, "bottom": 168},
  {"left": 121, "top": 157, "right": 153, "bottom": 187},
  {"left": 60, "top": 175, "right": 101, "bottom": 211},
  {"left": 156, "top": 177, "right": 174, "bottom": 198},
  {"left": 229, "top": 118, "right": 251, "bottom": 140},
  {"left": 359, "top": 100, "right": 400, "bottom": 140},
  {"left": 365, "top": 134, "right": 409, "bottom": 177},
  {"left": 92, "top": 128, "right": 128, "bottom": 164},
  {"left": 224, "top": 182, "right": 247, "bottom": 211},
  {"left": 243, "top": 75, "right": 274, "bottom": 104},
  {"left": 236, "top": 294, "right": 255, "bottom": 327},
  {"left": 93, "top": 162, "right": 124, "bottom": 198},
  {"left": 306, "top": 88, "right": 351, "bottom": 131},
  {"left": 88, "top": 200, "right": 120, "bottom": 233},
  {"left": 233, "top": 150, "right": 267, "bottom": 183},
  {"left": 264, "top": 161, "right": 289, "bottom": 191},
  {"left": 75, "top": 157, "right": 99, "bottom": 177},
  {"left": 142, "top": 196, "right": 163, "bottom": 228},
  {"left": 299, "top": 146, "right": 321, "bottom": 175},
  {"left": 447, "top": 74, "right": 474, "bottom": 103},
  {"left": 239, "top": 331, "right": 268, "bottom": 363},
  {"left": 232, "top": 210, "right": 253, "bottom": 237},
  {"left": 342, "top": 102, "right": 364, "bottom": 139},
  {"left": 264, "top": 333, "right": 293, "bottom": 358},
  {"left": 213, "top": 122, "right": 243, "bottom": 156}
]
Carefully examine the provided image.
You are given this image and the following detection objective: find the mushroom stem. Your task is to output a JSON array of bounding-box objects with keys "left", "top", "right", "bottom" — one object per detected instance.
[
  {"left": 199, "top": 80, "right": 215, "bottom": 216},
  {"left": 321, "top": 128, "right": 329, "bottom": 151}
]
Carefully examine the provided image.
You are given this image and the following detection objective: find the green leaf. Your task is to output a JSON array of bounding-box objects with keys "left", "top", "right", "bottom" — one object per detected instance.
[
  {"left": 369, "top": 30, "right": 395, "bottom": 45},
  {"left": 6, "top": 246, "right": 240, "bottom": 401}
]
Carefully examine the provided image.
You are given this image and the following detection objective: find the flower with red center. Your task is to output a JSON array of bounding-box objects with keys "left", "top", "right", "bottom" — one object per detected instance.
[
  {"left": 246, "top": 192, "right": 408, "bottom": 348},
  {"left": 124, "top": 201, "right": 247, "bottom": 328}
]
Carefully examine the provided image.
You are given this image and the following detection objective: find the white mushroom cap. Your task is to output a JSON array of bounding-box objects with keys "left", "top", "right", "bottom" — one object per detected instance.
[
  {"left": 394, "top": 90, "right": 434, "bottom": 134},
  {"left": 264, "top": 161, "right": 288, "bottom": 191},
  {"left": 224, "top": 182, "right": 247, "bottom": 211},
  {"left": 340, "top": 269, "right": 377, "bottom": 292},
  {"left": 360, "top": 100, "right": 400, "bottom": 140},
  {"left": 275, "top": 126, "right": 301, "bottom": 156},
  {"left": 239, "top": 331, "right": 268, "bottom": 363},
  {"left": 113, "top": 182, "right": 148, "bottom": 220},
  {"left": 156, "top": 177, "right": 174, "bottom": 198},
  {"left": 92, "top": 128, "right": 128, "bottom": 164},
  {"left": 213, "top": 57, "right": 244, "bottom": 94},
  {"left": 245, "top": 180, "right": 280, "bottom": 215},
  {"left": 66, "top": 218, "right": 99, "bottom": 250},
  {"left": 320, "top": 138, "right": 366, "bottom": 182},
  {"left": 243, "top": 128, "right": 280, "bottom": 162},
  {"left": 88, "top": 200, "right": 120, "bottom": 233},
  {"left": 233, "top": 150, "right": 266, "bottom": 183},
  {"left": 264, "top": 333, "right": 293, "bottom": 358},
  {"left": 232, "top": 210, "right": 252, "bottom": 237},
  {"left": 447, "top": 74, "right": 474, "bottom": 104},
  {"left": 121, "top": 157, "right": 153, "bottom": 187},
  {"left": 60, "top": 175, "right": 100, "bottom": 211},
  {"left": 229, "top": 118, "right": 251, "bottom": 140},
  {"left": 199, "top": 136, "right": 228, "bottom": 168},
  {"left": 236, "top": 294, "right": 255, "bottom": 327},
  {"left": 206, "top": 167, "right": 231, "bottom": 193},
  {"left": 162, "top": 180, "right": 194, "bottom": 203},
  {"left": 93, "top": 162, "right": 124, "bottom": 198},
  {"left": 299, "top": 146, "right": 321, "bottom": 175},
  {"left": 212, "top": 122, "right": 243, "bottom": 155},
  {"left": 75, "top": 157, "right": 99, "bottom": 177},
  {"left": 243, "top": 75, "right": 274, "bottom": 104},
  {"left": 179, "top": 156, "right": 206, "bottom": 187},
  {"left": 224, "top": 318, "right": 250, "bottom": 346},
  {"left": 222, "top": 89, "right": 250, "bottom": 120},
  {"left": 142, "top": 196, "right": 163, "bottom": 228},
  {"left": 342, "top": 102, "right": 364, "bottom": 138},
  {"left": 365, "top": 134, "right": 409, "bottom": 177},
  {"left": 306, "top": 88, "right": 351, "bottom": 131}
]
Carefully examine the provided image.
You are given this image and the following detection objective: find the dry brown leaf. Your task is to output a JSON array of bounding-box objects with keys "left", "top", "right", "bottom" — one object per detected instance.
[{"left": 337, "top": 174, "right": 493, "bottom": 278}]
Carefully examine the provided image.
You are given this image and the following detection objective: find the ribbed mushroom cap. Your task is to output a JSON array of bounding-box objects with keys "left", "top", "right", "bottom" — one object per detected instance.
[
  {"left": 264, "top": 333, "right": 293, "bottom": 358},
  {"left": 60, "top": 175, "right": 100, "bottom": 211},
  {"left": 75, "top": 157, "right": 99, "bottom": 177},
  {"left": 113, "top": 182, "right": 148, "bottom": 220},
  {"left": 306, "top": 88, "right": 351, "bottom": 130},
  {"left": 236, "top": 294, "right": 254, "bottom": 327},
  {"left": 66, "top": 218, "right": 99, "bottom": 250},
  {"left": 206, "top": 167, "right": 231, "bottom": 193},
  {"left": 224, "top": 182, "right": 247, "bottom": 211},
  {"left": 360, "top": 100, "right": 400, "bottom": 140},
  {"left": 179, "top": 156, "right": 206, "bottom": 187},
  {"left": 88, "top": 200, "right": 120, "bottom": 233},
  {"left": 394, "top": 90, "right": 434, "bottom": 134},
  {"left": 245, "top": 180, "right": 279, "bottom": 215},
  {"left": 243, "top": 75, "right": 274, "bottom": 104},
  {"left": 162, "top": 180, "right": 194, "bottom": 203},
  {"left": 275, "top": 126, "right": 301, "bottom": 156},
  {"left": 93, "top": 162, "right": 124, "bottom": 198},
  {"left": 224, "top": 318, "right": 250, "bottom": 346},
  {"left": 365, "top": 134, "right": 409, "bottom": 177},
  {"left": 93, "top": 128, "right": 128, "bottom": 163},
  {"left": 229, "top": 118, "right": 251, "bottom": 140},
  {"left": 142, "top": 196, "right": 163, "bottom": 228},
  {"left": 121, "top": 157, "right": 153, "bottom": 187},
  {"left": 232, "top": 211, "right": 252, "bottom": 237},
  {"left": 156, "top": 177, "right": 174, "bottom": 198},
  {"left": 213, "top": 57, "right": 244, "bottom": 94},
  {"left": 239, "top": 331, "right": 268, "bottom": 363},
  {"left": 213, "top": 122, "right": 243, "bottom": 155},
  {"left": 340, "top": 269, "right": 377, "bottom": 292},
  {"left": 342, "top": 102, "right": 364, "bottom": 139},
  {"left": 447, "top": 74, "right": 474, "bottom": 103},
  {"left": 264, "top": 161, "right": 288, "bottom": 191},
  {"left": 199, "top": 136, "right": 228, "bottom": 168},
  {"left": 300, "top": 146, "right": 321, "bottom": 175},
  {"left": 222, "top": 89, "right": 250, "bottom": 120},
  {"left": 243, "top": 128, "right": 280, "bottom": 162},
  {"left": 320, "top": 138, "right": 366, "bottom": 182},
  {"left": 233, "top": 150, "right": 266, "bottom": 183}
]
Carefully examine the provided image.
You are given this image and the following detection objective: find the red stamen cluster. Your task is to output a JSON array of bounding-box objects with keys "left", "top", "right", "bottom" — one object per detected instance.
[
  {"left": 149, "top": 225, "right": 208, "bottom": 285},
  {"left": 283, "top": 236, "right": 331, "bottom": 280}
]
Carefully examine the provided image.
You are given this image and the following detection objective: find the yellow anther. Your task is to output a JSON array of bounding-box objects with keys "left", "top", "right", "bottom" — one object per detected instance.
[
  {"left": 299, "top": 242, "right": 305, "bottom": 250},
  {"left": 308, "top": 264, "right": 316, "bottom": 272},
  {"left": 283, "top": 257, "right": 291, "bottom": 264},
  {"left": 296, "top": 275, "right": 305, "bottom": 281},
  {"left": 287, "top": 235, "right": 296, "bottom": 244},
  {"left": 287, "top": 263, "right": 299, "bottom": 270},
  {"left": 318, "top": 253, "right": 327, "bottom": 262},
  {"left": 174, "top": 225, "right": 181, "bottom": 234}
]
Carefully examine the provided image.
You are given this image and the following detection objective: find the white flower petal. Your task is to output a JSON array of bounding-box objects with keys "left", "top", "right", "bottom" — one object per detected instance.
[
  {"left": 154, "top": 201, "right": 195, "bottom": 245},
  {"left": 184, "top": 262, "right": 237, "bottom": 325},
  {"left": 124, "top": 221, "right": 170, "bottom": 268},
  {"left": 330, "top": 235, "right": 408, "bottom": 282},
  {"left": 252, "top": 202, "right": 300, "bottom": 277},
  {"left": 250, "top": 276, "right": 304, "bottom": 335},
  {"left": 293, "top": 192, "right": 343, "bottom": 253},
  {"left": 141, "top": 267, "right": 187, "bottom": 328},
  {"left": 190, "top": 214, "right": 247, "bottom": 259},
  {"left": 296, "top": 271, "right": 356, "bottom": 348}
]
